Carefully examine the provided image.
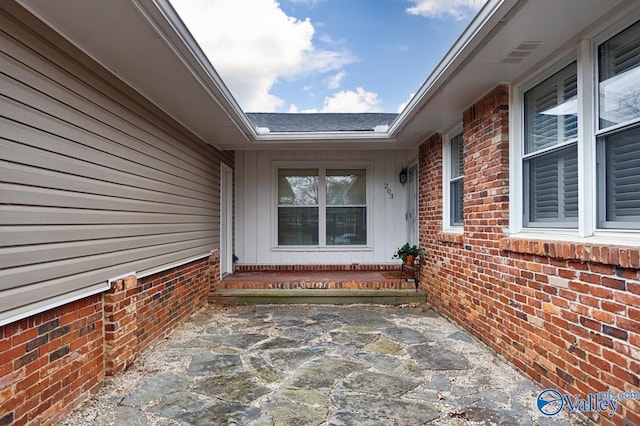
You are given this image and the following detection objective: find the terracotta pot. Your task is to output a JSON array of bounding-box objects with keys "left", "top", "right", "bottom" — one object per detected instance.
[{"left": 404, "top": 255, "right": 415, "bottom": 265}]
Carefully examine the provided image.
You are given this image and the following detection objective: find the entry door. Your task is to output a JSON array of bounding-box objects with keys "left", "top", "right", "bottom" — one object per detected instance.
[
  {"left": 220, "top": 163, "right": 233, "bottom": 277},
  {"left": 407, "top": 165, "right": 419, "bottom": 246}
]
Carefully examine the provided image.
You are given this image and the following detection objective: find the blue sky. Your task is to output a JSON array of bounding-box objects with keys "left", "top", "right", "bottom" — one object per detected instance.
[{"left": 171, "top": 0, "right": 487, "bottom": 113}]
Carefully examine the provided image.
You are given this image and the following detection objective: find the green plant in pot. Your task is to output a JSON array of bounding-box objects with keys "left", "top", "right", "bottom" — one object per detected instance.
[{"left": 392, "top": 243, "right": 421, "bottom": 265}]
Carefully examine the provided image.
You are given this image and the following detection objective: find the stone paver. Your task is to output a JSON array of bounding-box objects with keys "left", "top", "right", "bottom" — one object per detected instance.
[{"left": 60, "top": 304, "right": 585, "bottom": 425}]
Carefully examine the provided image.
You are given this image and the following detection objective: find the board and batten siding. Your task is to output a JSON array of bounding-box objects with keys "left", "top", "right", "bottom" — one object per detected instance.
[
  {"left": 0, "top": 6, "right": 233, "bottom": 326},
  {"left": 235, "top": 150, "right": 416, "bottom": 265}
]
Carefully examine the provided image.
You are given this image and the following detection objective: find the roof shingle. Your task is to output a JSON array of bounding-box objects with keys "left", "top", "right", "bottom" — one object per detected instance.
[{"left": 246, "top": 113, "right": 398, "bottom": 132}]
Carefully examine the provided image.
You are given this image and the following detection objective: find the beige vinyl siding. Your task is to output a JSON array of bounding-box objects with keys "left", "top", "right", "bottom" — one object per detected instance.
[{"left": 0, "top": 4, "right": 233, "bottom": 325}]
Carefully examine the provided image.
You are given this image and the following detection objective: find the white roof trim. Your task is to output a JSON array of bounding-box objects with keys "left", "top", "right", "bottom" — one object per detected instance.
[{"left": 141, "top": 0, "right": 258, "bottom": 140}]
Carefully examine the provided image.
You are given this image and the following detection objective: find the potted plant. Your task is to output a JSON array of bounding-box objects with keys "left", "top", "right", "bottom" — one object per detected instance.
[{"left": 392, "top": 243, "right": 421, "bottom": 265}]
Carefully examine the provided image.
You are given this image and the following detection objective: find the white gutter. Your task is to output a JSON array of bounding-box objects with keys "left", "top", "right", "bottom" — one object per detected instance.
[
  {"left": 389, "top": 0, "right": 518, "bottom": 137},
  {"left": 255, "top": 131, "right": 396, "bottom": 142}
]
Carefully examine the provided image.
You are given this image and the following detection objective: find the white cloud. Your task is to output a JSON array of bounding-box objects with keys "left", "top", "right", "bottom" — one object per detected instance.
[
  {"left": 406, "top": 0, "right": 487, "bottom": 20},
  {"left": 325, "top": 70, "right": 346, "bottom": 90},
  {"left": 319, "top": 88, "right": 382, "bottom": 113},
  {"left": 288, "top": 0, "right": 323, "bottom": 6},
  {"left": 171, "top": 0, "right": 355, "bottom": 111},
  {"left": 397, "top": 93, "right": 415, "bottom": 113},
  {"left": 294, "top": 88, "right": 381, "bottom": 113},
  {"left": 288, "top": 104, "right": 299, "bottom": 113}
]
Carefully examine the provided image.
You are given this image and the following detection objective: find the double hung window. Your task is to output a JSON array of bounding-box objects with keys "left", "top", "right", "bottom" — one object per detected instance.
[
  {"left": 523, "top": 63, "right": 578, "bottom": 226},
  {"left": 597, "top": 20, "right": 640, "bottom": 229},
  {"left": 277, "top": 167, "right": 367, "bottom": 246},
  {"left": 448, "top": 132, "right": 464, "bottom": 227},
  {"left": 518, "top": 17, "right": 640, "bottom": 234}
]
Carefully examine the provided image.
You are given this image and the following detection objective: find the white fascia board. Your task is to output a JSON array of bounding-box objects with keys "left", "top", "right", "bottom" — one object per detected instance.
[
  {"left": 138, "top": 0, "right": 258, "bottom": 141},
  {"left": 255, "top": 131, "right": 396, "bottom": 142},
  {"left": 389, "top": 0, "right": 517, "bottom": 136}
]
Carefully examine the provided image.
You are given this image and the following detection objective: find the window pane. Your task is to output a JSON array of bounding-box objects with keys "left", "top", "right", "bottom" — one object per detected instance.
[
  {"left": 524, "top": 63, "right": 578, "bottom": 154},
  {"left": 600, "top": 126, "right": 640, "bottom": 228},
  {"left": 450, "top": 133, "right": 464, "bottom": 178},
  {"left": 278, "top": 169, "right": 318, "bottom": 205},
  {"left": 450, "top": 179, "right": 464, "bottom": 226},
  {"left": 599, "top": 21, "right": 640, "bottom": 129},
  {"left": 278, "top": 207, "right": 319, "bottom": 245},
  {"left": 326, "top": 207, "right": 366, "bottom": 245},
  {"left": 326, "top": 169, "right": 366, "bottom": 205},
  {"left": 525, "top": 145, "right": 578, "bottom": 225}
]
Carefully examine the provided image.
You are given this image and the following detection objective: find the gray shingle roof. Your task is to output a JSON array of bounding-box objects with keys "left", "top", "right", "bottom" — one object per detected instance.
[{"left": 246, "top": 113, "right": 398, "bottom": 132}]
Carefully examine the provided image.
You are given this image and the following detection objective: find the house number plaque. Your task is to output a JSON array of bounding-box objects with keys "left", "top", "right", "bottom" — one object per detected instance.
[{"left": 384, "top": 183, "right": 394, "bottom": 199}]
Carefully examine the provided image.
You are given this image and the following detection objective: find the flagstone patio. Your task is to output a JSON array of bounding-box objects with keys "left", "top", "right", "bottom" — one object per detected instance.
[{"left": 60, "top": 304, "right": 584, "bottom": 425}]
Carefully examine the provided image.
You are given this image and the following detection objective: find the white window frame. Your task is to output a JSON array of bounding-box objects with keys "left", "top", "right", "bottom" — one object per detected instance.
[
  {"left": 510, "top": 9, "right": 640, "bottom": 245},
  {"left": 272, "top": 161, "right": 372, "bottom": 250},
  {"left": 443, "top": 125, "right": 464, "bottom": 232}
]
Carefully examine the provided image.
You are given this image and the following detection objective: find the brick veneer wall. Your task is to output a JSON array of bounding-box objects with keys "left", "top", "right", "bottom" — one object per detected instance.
[
  {"left": 0, "top": 296, "right": 103, "bottom": 426},
  {"left": 234, "top": 264, "right": 399, "bottom": 272},
  {"left": 104, "top": 253, "right": 215, "bottom": 376},
  {"left": 419, "top": 85, "right": 640, "bottom": 425},
  {"left": 0, "top": 252, "right": 217, "bottom": 425}
]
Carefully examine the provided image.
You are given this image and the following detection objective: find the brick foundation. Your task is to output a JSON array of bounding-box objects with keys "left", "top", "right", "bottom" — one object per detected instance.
[
  {"left": 234, "top": 264, "right": 399, "bottom": 272},
  {"left": 104, "top": 254, "right": 213, "bottom": 376},
  {"left": 0, "top": 296, "right": 103, "bottom": 426},
  {"left": 418, "top": 85, "right": 640, "bottom": 425},
  {"left": 0, "top": 252, "right": 217, "bottom": 425}
]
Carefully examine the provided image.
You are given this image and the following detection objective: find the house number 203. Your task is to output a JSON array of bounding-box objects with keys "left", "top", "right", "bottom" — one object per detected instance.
[{"left": 384, "top": 183, "right": 394, "bottom": 199}]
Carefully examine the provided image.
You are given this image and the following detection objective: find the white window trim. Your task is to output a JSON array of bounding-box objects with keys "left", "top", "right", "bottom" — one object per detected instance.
[
  {"left": 443, "top": 125, "right": 464, "bottom": 233},
  {"left": 509, "top": 8, "right": 640, "bottom": 247},
  {"left": 271, "top": 160, "right": 373, "bottom": 251}
]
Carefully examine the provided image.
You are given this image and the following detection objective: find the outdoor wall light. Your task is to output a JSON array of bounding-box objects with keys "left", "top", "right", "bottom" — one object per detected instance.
[{"left": 399, "top": 167, "right": 408, "bottom": 185}]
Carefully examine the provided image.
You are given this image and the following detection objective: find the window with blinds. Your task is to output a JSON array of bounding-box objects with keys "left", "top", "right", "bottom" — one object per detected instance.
[
  {"left": 449, "top": 133, "right": 464, "bottom": 226},
  {"left": 523, "top": 63, "right": 579, "bottom": 226},
  {"left": 598, "top": 20, "right": 640, "bottom": 229},
  {"left": 277, "top": 168, "right": 368, "bottom": 246},
  {"left": 277, "top": 169, "right": 319, "bottom": 245},
  {"left": 326, "top": 169, "right": 367, "bottom": 245}
]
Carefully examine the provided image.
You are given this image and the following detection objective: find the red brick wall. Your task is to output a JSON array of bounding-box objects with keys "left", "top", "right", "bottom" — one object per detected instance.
[
  {"left": 104, "top": 254, "right": 214, "bottom": 376},
  {"left": 0, "top": 252, "right": 217, "bottom": 425},
  {"left": 234, "top": 264, "right": 399, "bottom": 272},
  {"left": 0, "top": 296, "right": 103, "bottom": 426},
  {"left": 419, "top": 85, "right": 640, "bottom": 425}
]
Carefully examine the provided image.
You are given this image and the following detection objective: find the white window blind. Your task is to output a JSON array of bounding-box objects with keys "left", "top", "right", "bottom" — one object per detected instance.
[
  {"left": 601, "top": 128, "right": 640, "bottom": 226},
  {"left": 450, "top": 133, "right": 464, "bottom": 226},
  {"left": 523, "top": 63, "right": 579, "bottom": 226},
  {"left": 598, "top": 20, "right": 640, "bottom": 229},
  {"left": 598, "top": 20, "right": 640, "bottom": 129}
]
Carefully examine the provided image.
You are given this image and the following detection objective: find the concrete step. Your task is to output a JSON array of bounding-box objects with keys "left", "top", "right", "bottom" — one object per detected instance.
[{"left": 209, "top": 289, "right": 426, "bottom": 305}]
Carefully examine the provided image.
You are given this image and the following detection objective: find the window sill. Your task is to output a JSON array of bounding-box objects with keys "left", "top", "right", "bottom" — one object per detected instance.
[
  {"left": 501, "top": 232, "right": 640, "bottom": 268},
  {"left": 272, "top": 246, "right": 374, "bottom": 252},
  {"left": 437, "top": 231, "right": 464, "bottom": 245}
]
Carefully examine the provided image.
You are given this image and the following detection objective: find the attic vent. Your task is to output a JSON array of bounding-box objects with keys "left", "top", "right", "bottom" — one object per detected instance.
[{"left": 501, "top": 41, "right": 544, "bottom": 63}]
